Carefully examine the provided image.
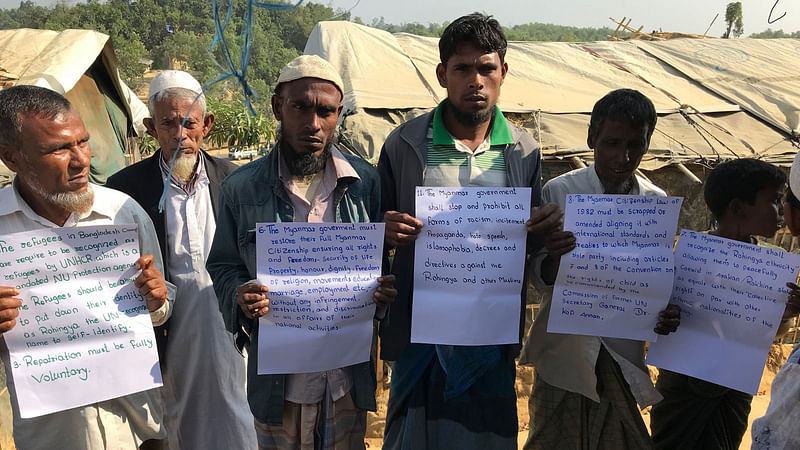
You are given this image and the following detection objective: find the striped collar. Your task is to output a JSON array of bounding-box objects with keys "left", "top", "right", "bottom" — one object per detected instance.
[{"left": 431, "top": 100, "right": 513, "bottom": 146}]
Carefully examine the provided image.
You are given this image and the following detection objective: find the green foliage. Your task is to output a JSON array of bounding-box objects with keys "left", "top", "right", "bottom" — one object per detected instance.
[
  {"left": 506, "top": 23, "right": 615, "bottom": 42},
  {"left": 112, "top": 33, "right": 149, "bottom": 87},
  {"left": 0, "top": 0, "right": 332, "bottom": 96},
  {"left": 138, "top": 133, "right": 159, "bottom": 157},
  {"left": 206, "top": 97, "right": 274, "bottom": 149},
  {"left": 750, "top": 28, "right": 800, "bottom": 38},
  {"left": 723, "top": 1, "right": 744, "bottom": 38},
  {"left": 367, "top": 18, "right": 614, "bottom": 42}
]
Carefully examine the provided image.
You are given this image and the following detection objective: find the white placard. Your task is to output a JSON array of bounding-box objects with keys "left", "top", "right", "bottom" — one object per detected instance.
[
  {"left": 0, "top": 225, "right": 161, "bottom": 418},
  {"left": 256, "top": 222, "right": 384, "bottom": 374},
  {"left": 411, "top": 186, "right": 530, "bottom": 345},
  {"left": 548, "top": 194, "right": 683, "bottom": 341},
  {"left": 647, "top": 230, "right": 800, "bottom": 394}
]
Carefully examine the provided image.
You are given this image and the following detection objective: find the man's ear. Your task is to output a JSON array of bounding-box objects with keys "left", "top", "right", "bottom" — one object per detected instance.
[
  {"left": 729, "top": 198, "right": 747, "bottom": 219},
  {"left": 436, "top": 63, "right": 447, "bottom": 89},
  {"left": 143, "top": 118, "right": 157, "bottom": 139},
  {"left": 271, "top": 95, "right": 283, "bottom": 121},
  {"left": 202, "top": 113, "right": 215, "bottom": 137},
  {"left": 500, "top": 61, "right": 508, "bottom": 83},
  {"left": 785, "top": 202, "right": 800, "bottom": 236},
  {"left": 587, "top": 132, "right": 595, "bottom": 150},
  {"left": 0, "top": 145, "right": 21, "bottom": 173}
]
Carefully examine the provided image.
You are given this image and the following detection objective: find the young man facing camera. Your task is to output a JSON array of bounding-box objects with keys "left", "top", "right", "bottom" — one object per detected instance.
[{"left": 379, "top": 13, "right": 563, "bottom": 450}]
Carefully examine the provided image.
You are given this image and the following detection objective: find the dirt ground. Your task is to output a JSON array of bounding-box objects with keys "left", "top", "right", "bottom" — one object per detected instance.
[{"left": 0, "top": 344, "right": 790, "bottom": 450}]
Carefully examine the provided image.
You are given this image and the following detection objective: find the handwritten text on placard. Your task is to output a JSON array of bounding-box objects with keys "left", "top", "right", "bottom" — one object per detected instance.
[
  {"left": 412, "top": 187, "right": 531, "bottom": 345},
  {"left": 0, "top": 225, "right": 161, "bottom": 418},
  {"left": 256, "top": 222, "right": 384, "bottom": 374},
  {"left": 548, "top": 194, "right": 683, "bottom": 341},
  {"left": 647, "top": 230, "right": 800, "bottom": 394}
]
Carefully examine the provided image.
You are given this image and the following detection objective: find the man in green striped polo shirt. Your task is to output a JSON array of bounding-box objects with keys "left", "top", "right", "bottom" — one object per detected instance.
[{"left": 378, "top": 13, "right": 564, "bottom": 450}]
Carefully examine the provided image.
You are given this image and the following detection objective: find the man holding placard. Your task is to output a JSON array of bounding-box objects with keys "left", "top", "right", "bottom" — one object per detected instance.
[
  {"left": 520, "top": 89, "right": 680, "bottom": 449},
  {"left": 649, "top": 159, "right": 800, "bottom": 450},
  {"left": 106, "top": 71, "right": 255, "bottom": 450},
  {"left": 378, "top": 14, "right": 563, "bottom": 449},
  {"left": 752, "top": 152, "right": 800, "bottom": 450},
  {"left": 0, "top": 86, "right": 173, "bottom": 449},
  {"left": 207, "top": 55, "right": 395, "bottom": 449}
]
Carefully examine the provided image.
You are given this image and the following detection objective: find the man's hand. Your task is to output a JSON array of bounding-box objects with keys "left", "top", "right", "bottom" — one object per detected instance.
[
  {"left": 654, "top": 304, "right": 681, "bottom": 335},
  {"left": 526, "top": 203, "right": 563, "bottom": 235},
  {"left": 0, "top": 287, "right": 21, "bottom": 334},
  {"left": 782, "top": 282, "right": 800, "bottom": 320},
  {"left": 384, "top": 211, "right": 423, "bottom": 247},
  {"left": 134, "top": 255, "right": 168, "bottom": 312},
  {"left": 545, "top": 231, "right": 576, "bottom": 258},
  {"left": 237, "top": 283, "right": 270, "bottom": 319},
  {"left": 373, "top": 275, "right": 397, "bottom": 309}
]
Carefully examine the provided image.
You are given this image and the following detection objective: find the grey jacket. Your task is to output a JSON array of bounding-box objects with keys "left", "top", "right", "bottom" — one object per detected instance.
[
  {"left": 377, "top": 110, "right": 544, "bottom": 361},
  {"left": 206, "top": 144, "right": 381, "bottom": 424}
]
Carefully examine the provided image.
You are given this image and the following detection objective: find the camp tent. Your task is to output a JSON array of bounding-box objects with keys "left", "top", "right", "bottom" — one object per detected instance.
[
  {"left": 304, "top": 20, "right": 800, "bottom": 230},
  {"left": 0, "top": 28, "right": 148, "bottom": 186}
]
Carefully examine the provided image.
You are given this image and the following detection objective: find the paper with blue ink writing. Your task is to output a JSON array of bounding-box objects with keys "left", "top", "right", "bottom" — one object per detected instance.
[
  {"left": 548, "top": 194, "right": 683, "bottom": 341},
  {"left": 255, "top": 222, "right": 384, "bottom": 374},
  {"left": 411, "top": 187, "right": 531, "bottom": 345},
  {"left": 647, "top": 230, "right": 800, "bottom": 394},
  {"left": 0, "top": 225, "right": 161, "bottom": 418}
]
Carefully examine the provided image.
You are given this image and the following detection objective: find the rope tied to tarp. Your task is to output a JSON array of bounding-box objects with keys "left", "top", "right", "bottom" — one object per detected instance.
[{"left": 157, "top": 0, "right": 305, "bottom": 213}]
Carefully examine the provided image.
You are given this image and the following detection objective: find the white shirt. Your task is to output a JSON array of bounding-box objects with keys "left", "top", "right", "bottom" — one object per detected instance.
[
  {"left": 0, "top": 182, "right": 173, "bottom": 450},
  {"left": 752, "top": 343, "right": 800, "bottom": 450},
  {"left": 159, "top": 156, "right": 256, "bottom": 449},
  {"left": 519, "top": 165, "right": 667, "bottom": 408}
]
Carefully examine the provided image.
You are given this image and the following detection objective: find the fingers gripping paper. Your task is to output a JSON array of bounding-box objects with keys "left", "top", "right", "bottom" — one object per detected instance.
[
  {"left": 0, "top": 225, "right": 161, "bottom": 418},
  {"left": 411, "top": 187, "right": 531, "bottom": 345},
  {"left": 255, "top": 223, "right": 384, "bottom": 374},
  {"left": 548, "top": 194, "right": 683, "bottom": 341}
]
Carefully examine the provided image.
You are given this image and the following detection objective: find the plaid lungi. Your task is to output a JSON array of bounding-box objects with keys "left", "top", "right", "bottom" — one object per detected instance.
[
  {"left": 254, "top": 391, "right": 366, "bottom": 450},
  {"left": 524, "top": 346, "right": 653, "bottom": 450}
]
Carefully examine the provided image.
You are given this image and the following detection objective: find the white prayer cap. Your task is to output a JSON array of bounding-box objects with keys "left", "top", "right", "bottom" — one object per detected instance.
[
  {"left": 790, "top": 151, "right": 800, "bottom": 198},
  {"left": 148, "top": 70, "right": 202, "bottom": 100},
  {"left": 276, "top": 55, "right": 344, "bottom": 96}
]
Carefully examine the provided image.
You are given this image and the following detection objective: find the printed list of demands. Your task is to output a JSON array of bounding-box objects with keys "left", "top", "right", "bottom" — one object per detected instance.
[
  {"left": 256, "top": 222, "right": 384, "bottom": 374},
  {"left": 0, "top": 225, "right": 160, "bottom": 418},
  {"left": 411, "top": 187, "right": 530, "bottom": 346},
  {"left": 548, "top": 194, "right": 683, "bottom": 341},
  {"left": 647, "top": 230, "right": 800, "bottom": 394}
]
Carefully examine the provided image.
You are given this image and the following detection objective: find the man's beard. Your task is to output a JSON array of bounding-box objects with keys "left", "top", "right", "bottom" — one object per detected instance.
[
  {"left": 601, "top": 177, "right": 634, "bottom": 195},
  {"left": 172, "top": 152, "right": 198, "bottom": 183},
  {"left": 446, "top": 98, "right": 495, "bottom": 127},
  {"left": 26, "top": 175, "right": 94, "bottom": 215},
  {"left": 277, "top": 128, "right": 335, "bottom": 177}
]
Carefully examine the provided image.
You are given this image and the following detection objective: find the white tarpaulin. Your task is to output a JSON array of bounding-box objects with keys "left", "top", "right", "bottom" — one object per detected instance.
[{"left": 305, "top": 21, "right": 799, "bottom": 167}]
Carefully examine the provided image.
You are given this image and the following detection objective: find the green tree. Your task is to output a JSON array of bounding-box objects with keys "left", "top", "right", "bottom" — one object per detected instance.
[
  {"left": 10, "top": 0, "right": 50, "bottom": 28},
  {"left": 750, "top": 28, "right": 800, "bottom": 38},
  {"left": 723, "top": 2, "right": 744, "bottom": 38},
  {"left": 113, "top": 33, "right": 149, "bottom": 87},
  {"left": 0, "top": 9, "right": 20, "bottom": 28},
  {"left": 206, "top": 97, "right": 274, "bottom": 148}
]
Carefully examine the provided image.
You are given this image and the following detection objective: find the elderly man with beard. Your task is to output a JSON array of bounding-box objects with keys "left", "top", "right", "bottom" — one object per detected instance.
[
  {"left": 105, "top": 71, "right": 256, "bottom": 450},
  {"left": 206, "top": 55, "right": 395, "bottom": 450},
  {"left": 0, "top": 85, "right": 172, "bottom": 449},
  {"left": 378, "top": 13, "right": 564, "bottom": 450}
]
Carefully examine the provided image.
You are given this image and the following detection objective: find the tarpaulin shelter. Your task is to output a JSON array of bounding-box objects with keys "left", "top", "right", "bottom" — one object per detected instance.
[
  {"left": 0, "top": 28, "right": 148, "bottom": 186},
  {"left": 304, "top": 21, "right": 800, "bottom": 230}
]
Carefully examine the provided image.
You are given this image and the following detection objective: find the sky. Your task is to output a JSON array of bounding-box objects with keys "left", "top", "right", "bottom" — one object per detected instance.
[
  {"left": 323, "top": 0, "right": 800, "bottom": 36},
  {"left": 1, "top": 0, "right": 798, "bottom": 36}
]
